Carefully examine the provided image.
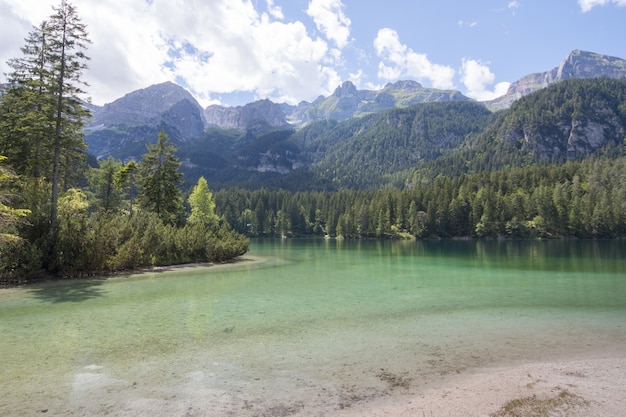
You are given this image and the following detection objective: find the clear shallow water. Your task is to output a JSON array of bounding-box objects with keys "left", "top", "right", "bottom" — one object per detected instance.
[{"left": 1, "top": 239, "right": 625, "bottom": 416}]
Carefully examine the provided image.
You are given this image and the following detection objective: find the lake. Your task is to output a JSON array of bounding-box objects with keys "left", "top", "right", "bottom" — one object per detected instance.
[{"left": 1, "top": 239, "right": 625, "bottom": 416}]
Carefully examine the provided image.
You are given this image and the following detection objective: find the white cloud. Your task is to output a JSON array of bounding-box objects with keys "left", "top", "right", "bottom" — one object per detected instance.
[
  {"left": 374, "top": 28, "right": 455, "bottom": 90},
  {"left": 0, "top": 0, "right": 345, "bottom": 107},
  {"left": 306, "top": 0, "right": 351, "bottom": 49},
  {"left": 265, "top": 0, "right": 284, "bottom": 20},
  {"left": 458, "top": 20, "right": 478, "bottom": 28},
  {"left": 460, "top": 58, "right": 510, "bottom": 101},
  {"left": 508, "top": 1, "right": 521, "bottom": 9},
  {"left": 579, "top": 0, "right": 626, "bottom": 12}
]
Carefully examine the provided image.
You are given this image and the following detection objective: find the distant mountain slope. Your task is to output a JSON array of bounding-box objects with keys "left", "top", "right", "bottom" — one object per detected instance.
[
  {"left": 85, "top": 82, "right": 206, "bottom": 159},
  {"left": 485, "top": 50, "right": 626, "bottom": 110},
  {"left": 289, "top": 80, "right": 472, "bottom": 125},
  {"left": 202, "top": 80, "right": 473, "bottom": 129},
  {"left": 204, "top": 99, "right": 293, "bottom": 130},
  {"left": 298, "top": 101, "right": 494, "bottom": 188},
  {"left": 420, "top": 78, "right": 626, "bottom": 178},
  {"left": 90, "top": 81, "right": 205, "bottom": 127}
]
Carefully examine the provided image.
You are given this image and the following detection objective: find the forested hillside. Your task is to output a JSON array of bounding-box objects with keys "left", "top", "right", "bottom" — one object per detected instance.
[
  {"left": 168, "top": 78, "right": 626, "bottom": 192},
  {"left": 208, "top": 78, "right": 626, "bottom": 239},
  {"left": 298, "top": 101, "right": 494, "bottom": 188},
  {"left": 414, "top": 78, "right": 626, "bottom": 179}
]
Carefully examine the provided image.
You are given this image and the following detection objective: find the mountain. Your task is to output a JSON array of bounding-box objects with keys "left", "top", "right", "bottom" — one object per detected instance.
[
  {"left": 204, "top": 99, "right": 293, "bottom": 130},
  {"left": 202, "top": 80, "right": 473, "bottom": 129},
  {"left": 89, "top": 81, "right": 205, "bottom": 128},
  {"left": 80, "top": 50, "right": 626, "bottom": 190},
  {"left": 289, "top": 80, "right": 472, "bottom": 124},
  {"left": 85, "top": 82, "right": 206, "bottom": 158},
  {"left": 420, "top": 77, "right": 626, "bottom": 178},
  {"left": 485, "top": 50, "right": 626, "bottom": 110},
  {"left": 84, "top": 79, "right": 473, "bottom": 159}
]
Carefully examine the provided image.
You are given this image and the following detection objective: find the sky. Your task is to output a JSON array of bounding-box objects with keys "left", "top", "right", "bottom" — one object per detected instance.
[{"left": 1, "top": 0, "right": 625, "bottom": 108}]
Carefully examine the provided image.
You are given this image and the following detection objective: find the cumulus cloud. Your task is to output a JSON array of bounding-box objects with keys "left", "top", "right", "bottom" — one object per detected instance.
[
  {"left": 374, "top": 28, "right": 455, "bottom": 90},
  {"left": 306, "top": 0, "right": 352, "bottom": 49},
  {"left": 460, "top": 58, "right": 510, "bottom": 101},
  {"left": 265, "top": 0, "right": 284, "bottom": 20},
  {"left": 579, "top": 0, "right": 626, "bottom": 12},
  {"left": 0, "top": 0, "right": 346, "bottom": 106}
]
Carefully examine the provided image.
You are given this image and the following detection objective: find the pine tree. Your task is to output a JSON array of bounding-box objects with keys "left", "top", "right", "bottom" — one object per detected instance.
[
  {"left": 87, "top": 156, "right": 123, "bottom": 212},
  {"left": 46, "top": 0, "right": 91, "bottom": 231},
  {"left": 114, "top": 160, "right": 138, "bottom": 216},
  {"left": 0, "top": 1, "right": 90, "bottom": 233},
  {"left": 138, "top": 131, "right": 183, "bottom": 225},
  {"left": 0, "top": 21, "right": 54, "bottom": 179}
]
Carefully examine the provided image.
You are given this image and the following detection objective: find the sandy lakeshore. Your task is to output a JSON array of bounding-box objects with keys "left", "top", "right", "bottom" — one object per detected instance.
[{"left": 333, "top": 357, "right": 626, "bottom": 417}]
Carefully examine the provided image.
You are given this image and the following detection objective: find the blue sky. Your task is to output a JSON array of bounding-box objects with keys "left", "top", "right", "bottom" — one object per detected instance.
[{"left": 1, "top": 0, "right": 625, "bottom": 107}]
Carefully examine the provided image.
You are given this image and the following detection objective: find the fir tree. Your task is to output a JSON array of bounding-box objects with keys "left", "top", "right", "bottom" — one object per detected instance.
[{"left": 139, "top": 131, "right": 183, "bottom": 225}]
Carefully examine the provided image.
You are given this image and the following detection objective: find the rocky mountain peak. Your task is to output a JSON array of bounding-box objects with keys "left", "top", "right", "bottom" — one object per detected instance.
[
  {"left": 383, "top": 80, "right": 423, "bottom": 92},
  {"left": 333, "top": 81, "right": 358, "bottom": 97},
  {"left": 204, "top": 99, "right": 291, "bottom": 130},
  {"left": 556, "top": 49, "right": 626, "bottom": 80},
  {"left": 93, "top": 81, "right": 205, "bottom": 128},
  {"left": 486, "top": 50, "right": 626, "bottom": 110}
]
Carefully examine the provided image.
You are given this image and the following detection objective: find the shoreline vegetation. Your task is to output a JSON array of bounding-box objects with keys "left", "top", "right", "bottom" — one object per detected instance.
[{"left": 0, "top": 253, "right": 262, "bottom": 288}]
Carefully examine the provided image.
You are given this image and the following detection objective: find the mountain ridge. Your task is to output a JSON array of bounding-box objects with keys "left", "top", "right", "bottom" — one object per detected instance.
[{"left": 485, "top": 50, "right": 626, "bottom": 110}]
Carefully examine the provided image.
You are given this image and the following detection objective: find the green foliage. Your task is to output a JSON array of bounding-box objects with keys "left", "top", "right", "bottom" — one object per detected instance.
[
  {"left": 138, "top": 130, "right": 184, "bottom": 225},
  {"left": 215, "top": 156, "right": 626, "bottom": 240},
  {"left": 87, "top": 156, "right": 123, "bottom": 212},
  {"left": 0, "top": 156, "right": 30, "bottom": 246},
  {"left": 0, "top": 0, "right": 90, "bottom": 238},
  {"left": 188, "top": 177, "right": 219, "bottom": 227}
]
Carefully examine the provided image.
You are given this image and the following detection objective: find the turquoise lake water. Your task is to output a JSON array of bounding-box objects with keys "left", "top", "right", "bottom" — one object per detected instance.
[{"left": 1, "top": 239, "right": 625, "bottom": 416}]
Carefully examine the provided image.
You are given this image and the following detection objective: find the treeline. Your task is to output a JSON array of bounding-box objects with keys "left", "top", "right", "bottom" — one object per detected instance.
[
  {"left": 215, "top": 156, "right": 626, "bottom": 239},
  {"left": 0, "top": 2, "right": 247, "bottom": 282}
]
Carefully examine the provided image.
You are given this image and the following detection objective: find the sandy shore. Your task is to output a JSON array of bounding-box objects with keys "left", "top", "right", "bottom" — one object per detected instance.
[{"left": 333, "top": 357, "right": 626, "bottom": 417}]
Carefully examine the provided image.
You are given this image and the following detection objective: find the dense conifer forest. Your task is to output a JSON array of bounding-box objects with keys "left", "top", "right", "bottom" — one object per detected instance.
[{"left": 214, "top": 156, "right": 626, "bottom": 239}]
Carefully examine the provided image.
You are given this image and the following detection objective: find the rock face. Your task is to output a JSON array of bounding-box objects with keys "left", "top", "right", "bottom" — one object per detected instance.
[
  {"left": 85, "top": 82, "right": 207, "bottom": 159},
  {"left": 289, "top": 80, "right": 472, "bottom": 124},
  {"left": 91, "top": 81, "right": 206, "bottom": 130},
  {"left": 496, "top": 78, "right": 626, "bottom": 161},
  {"left": 204, "top": 99, "right": 291, "bottom": 130},
  {"left": 202, "top": 80, "right": 472, "bottom": 129},
  {"left": 486, "top": 50, "right": 626, "bottom": 110}
]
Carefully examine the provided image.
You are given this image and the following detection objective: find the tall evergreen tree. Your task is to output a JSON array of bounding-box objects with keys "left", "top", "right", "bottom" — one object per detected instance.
[
  {"left": 0, "top": 21, "right": 53, "bottom": 179},
  {"left": 114, "top": 160, "right": 138, "bottom": 216},
  {"left": 87, "top": 156, "right": 123, "bottom": 213},
  {"left": 46, "top": 0, "right": 91, "bottom": 231},
  {"left": 0, "top": 0, "right": 90, "bottom": 233},
  {"left": 139, "top": 131, "right": 183, "bottom": 224}
]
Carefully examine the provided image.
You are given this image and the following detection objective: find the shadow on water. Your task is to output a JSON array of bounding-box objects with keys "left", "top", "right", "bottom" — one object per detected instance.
[{"left": 28, "top": 278, "right": 108, "bottom": 303}]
